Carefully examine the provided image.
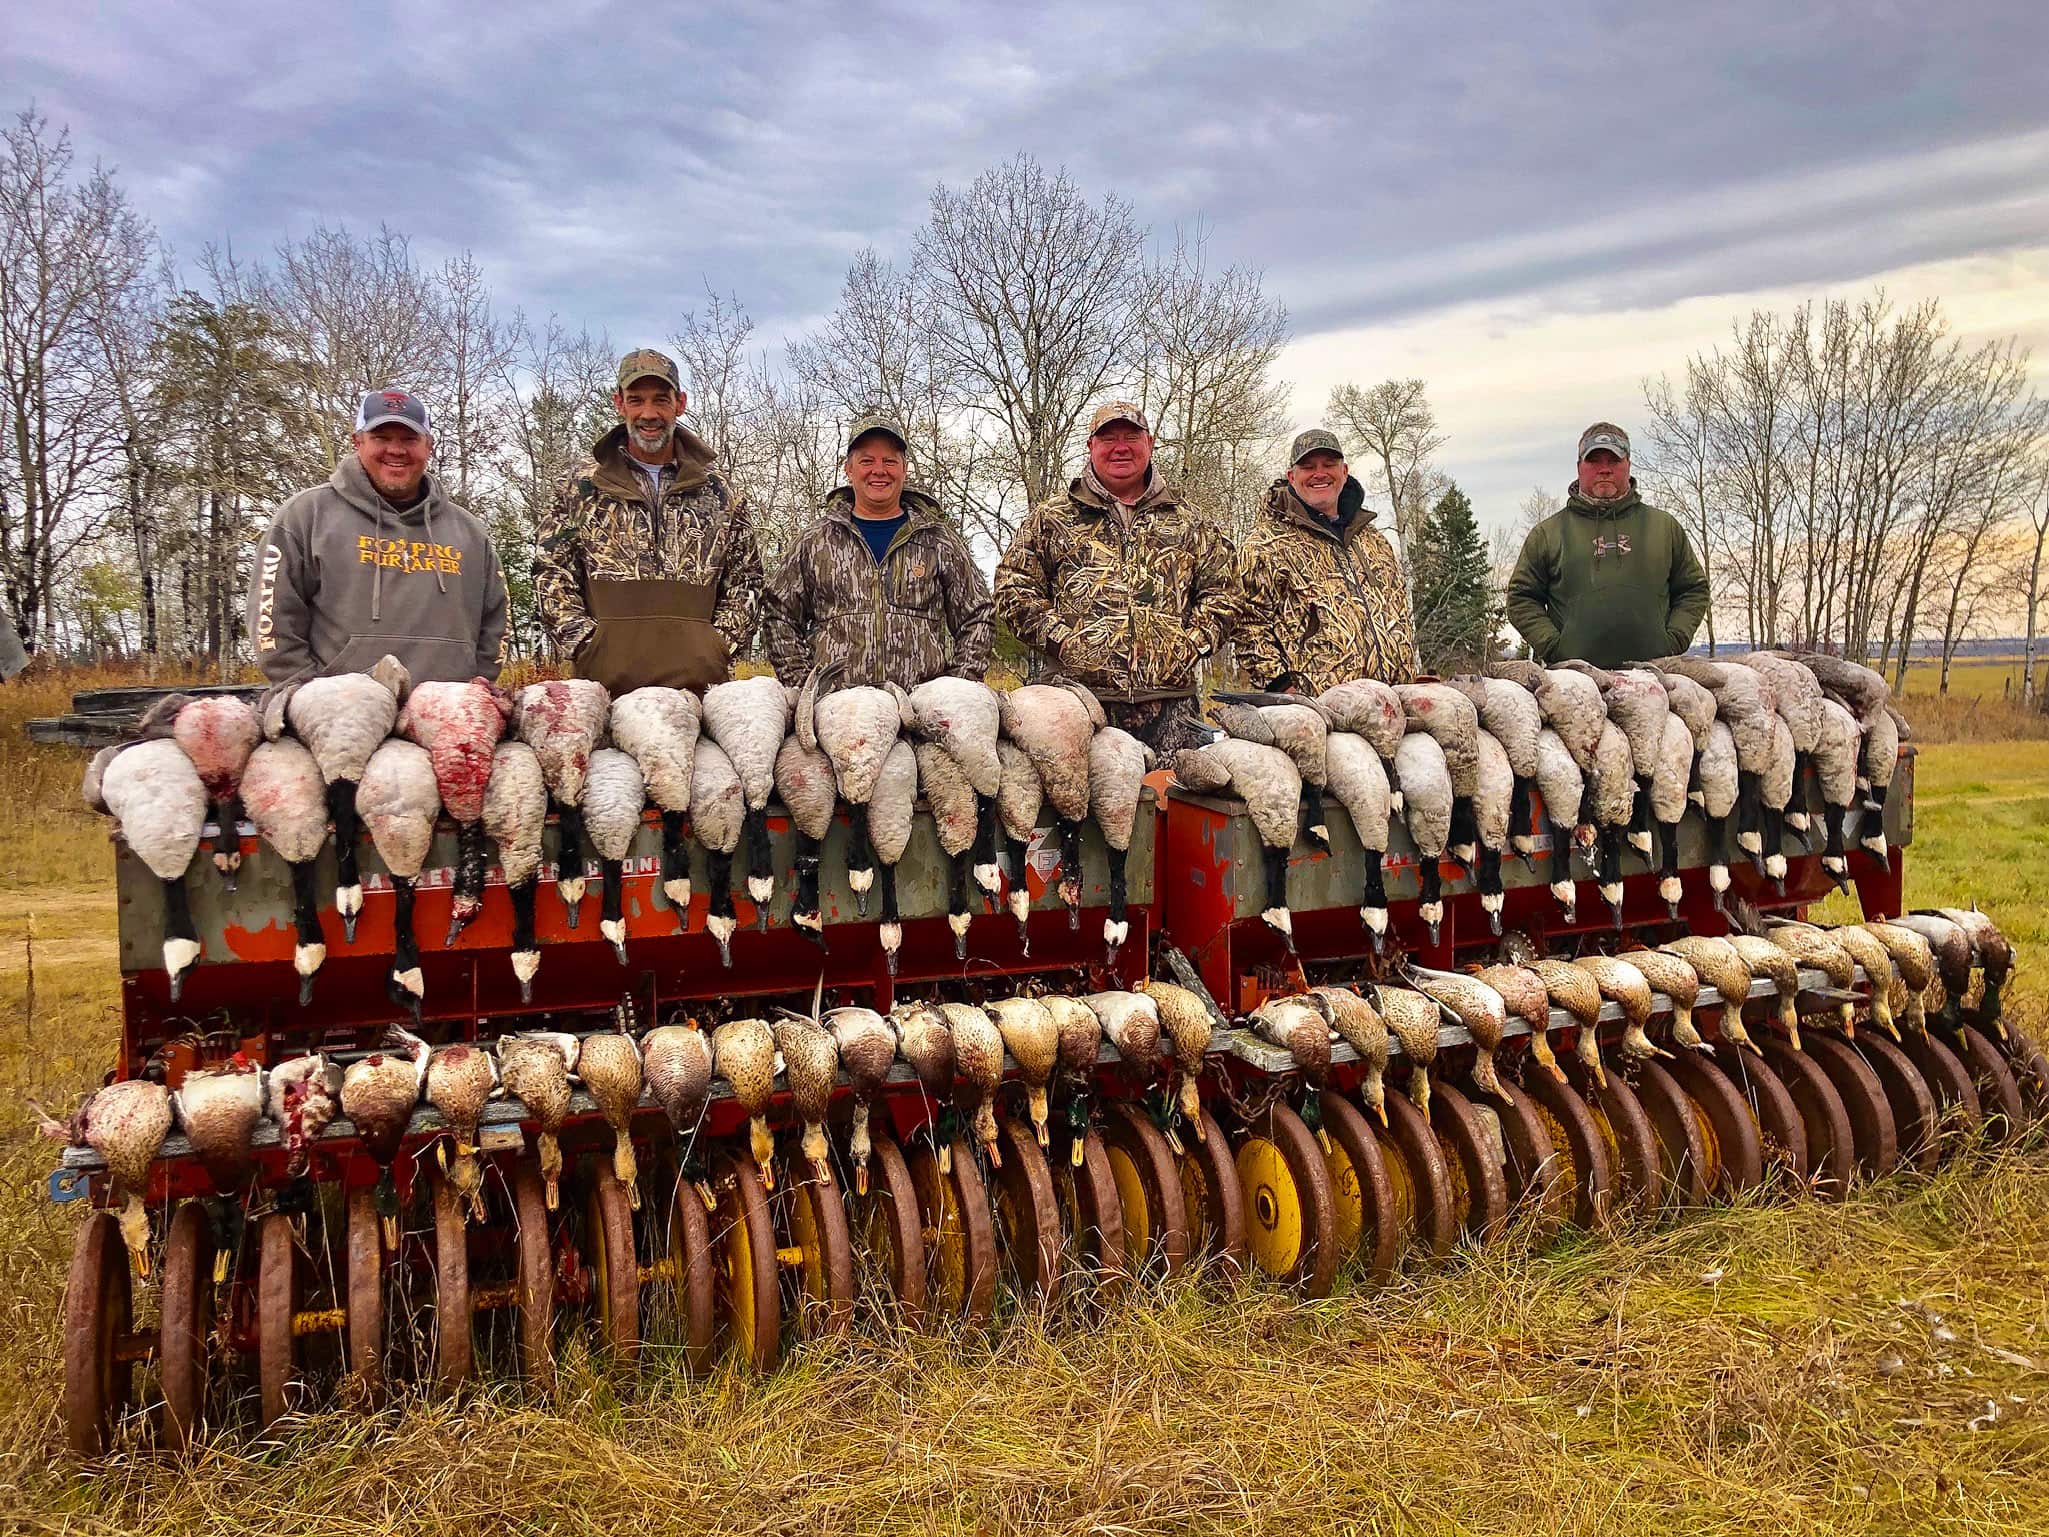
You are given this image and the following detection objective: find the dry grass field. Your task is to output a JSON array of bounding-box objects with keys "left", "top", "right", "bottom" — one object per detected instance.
[{"left": 0, "top": 662, "right": 2043, "bottom": 1535}]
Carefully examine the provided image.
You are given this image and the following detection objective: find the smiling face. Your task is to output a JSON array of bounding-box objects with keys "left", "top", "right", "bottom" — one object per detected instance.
[
  {"left": 1578, "top": 447, "right": 1631, "bottom": 500},
  {"left": 1287, "top": 449, "right": 1347, "bottom": 515},
  {"left": 1089, "top": 421, "right": 1153, "bottom": 499},
  {"left": 845, "top": 432, "right": 907, "bottom": 516},
  {"left": 614, "top": 378, "right": 683, "bottom": 461},
  {"left": 353, "top": 423, "right": 431, "bottom": 502}
]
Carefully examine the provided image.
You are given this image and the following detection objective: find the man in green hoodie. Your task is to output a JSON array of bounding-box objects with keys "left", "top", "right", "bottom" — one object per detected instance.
[
  {"left": 1505, "top": 422, "right": 1708, "bottom": 667},
  {"left": 249, "top": 387, "right": 508, "bottom": 684}
]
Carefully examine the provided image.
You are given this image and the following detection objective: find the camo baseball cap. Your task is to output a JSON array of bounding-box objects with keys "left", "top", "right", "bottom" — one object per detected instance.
[
  {"left": 1289, "top": 428, "right": 1345, "bottom": 465},
  {"left": 1088, "top": 400, "right": 1150, "bottom": 436},
  {"left": 354, "top": 387, "right": 432, "bottom": 436},
  {"left": 844, "top": 410, "right": 908, "bottom": 456},
  {"left": 1578, "top": 421, "right": 1631, "bottom": 459},
  {"left": 616, "top": 348, "right": 681, "bottom": 392}
]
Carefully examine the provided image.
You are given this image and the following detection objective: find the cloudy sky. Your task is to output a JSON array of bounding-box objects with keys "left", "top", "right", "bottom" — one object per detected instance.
[{"left": 10, "top": 1, "right": 2049, "bottom": 529}]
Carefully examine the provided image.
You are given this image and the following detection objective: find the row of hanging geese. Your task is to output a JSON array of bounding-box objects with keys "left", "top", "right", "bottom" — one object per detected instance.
[
  {"left": 82, "top": 663, "right": 1158, "bottom": 1009},
  {"left": 1181, "top": 650, "right": 1910, "bottom": 945}
]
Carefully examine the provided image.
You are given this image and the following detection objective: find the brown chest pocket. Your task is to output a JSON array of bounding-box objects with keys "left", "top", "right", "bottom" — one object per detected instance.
[{"left": 577, "top": 577, "right": 730, "bottom": 694}]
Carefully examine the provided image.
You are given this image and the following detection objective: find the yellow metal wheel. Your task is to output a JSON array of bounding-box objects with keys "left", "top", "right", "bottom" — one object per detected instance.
[
  {"left": 1106, "top": 1145, "right": 1151, "bottom": 1268},
  {"left": 1326, "top": 1136, "right": 1363, "bottom": 1257},
  {"left": 1377, "top": 1121, "right": 1416, "bottom": 1245},
  {"left": 1235, "top": 1137, "right": 1304, "bottom": 1277}
]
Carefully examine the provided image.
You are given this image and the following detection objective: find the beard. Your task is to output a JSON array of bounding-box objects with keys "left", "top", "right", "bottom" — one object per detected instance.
[{"left": 628, "top": 423, "right": 673, "bottom": 457}]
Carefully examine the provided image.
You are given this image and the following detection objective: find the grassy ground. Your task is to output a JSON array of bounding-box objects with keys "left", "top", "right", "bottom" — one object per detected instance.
[{"left": 0, "top": 669, "right": 2044, "bottom": 1533}]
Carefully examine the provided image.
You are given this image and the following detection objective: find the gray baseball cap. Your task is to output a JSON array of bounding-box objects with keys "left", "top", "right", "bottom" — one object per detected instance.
[
  {"left": 844, "top": 410, "right": 908, "bottom": 456},
  {"left": 1289, "top": 428, "right": 1345, "bottom": 465},
  {"left": 1578, "top": 421, "right": 1630, "bottom": 459},
  {"left": 355, "top": 388, "right": 432, "bottom": 436}
]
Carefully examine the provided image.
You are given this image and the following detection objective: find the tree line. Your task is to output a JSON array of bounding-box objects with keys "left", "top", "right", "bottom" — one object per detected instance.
[{"left": 4, "top": 105, "right": 2044, "bottom": 697}]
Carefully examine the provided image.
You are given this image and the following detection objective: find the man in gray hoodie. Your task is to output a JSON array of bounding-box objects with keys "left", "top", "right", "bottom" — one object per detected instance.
[{"left": 248, "top": 388, "right": 508, "bottom": 684}]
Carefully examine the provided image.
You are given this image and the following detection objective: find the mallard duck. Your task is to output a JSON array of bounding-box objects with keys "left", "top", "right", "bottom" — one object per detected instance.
[
  {"left": 1474, "top": 963, "right": 1561, "bottom": 1079},
  {"left": 938, "top": 1002, "right": 1005, "bottom": 1164},
  {"left": 1573, "top": 954, "right": 1666, "bottom": 1062},
  {"left": 1825, "top": 923, "right": 1900, "bottom": 1039},
  {"left": 580, "top": 1002, "right": 646, "bottom": 1205},
  {"left": 1042, "top": 993, "right": 1104, "bottom": 1081},
  {"left": 39, "top": 1078, "right": 173, "bottom": 1275},
  {"left": 1661, "top": 934, "right": 1760, "bottom": 1050},
  {"left": 888, "top": 1002, "right": 956, "bottom": 1096},
  {"left": 1763, "top": 919, "right": 1858, "bottom": 1035},
  {"left": 772, "top": 1010, "right": 841, "bottom": 1184},
  {"left": 1930, "top": 907, "right": 2014, "bottom": 1031},
  {"left": 1309, "top": 985, "right": 1389, "bottom": 1124},
  {"left": 1408, "top": 967, "right": 1513, "bottom": 1097},
  {"left": 1250, "top": 994, "right": 1332, "bottom": 1082},
  {"left": 1083, "top": 990, "right": 1162, "bottom": 1071},
  {"left": 711, "top": 1017, "right": 780, "bottom": 1185},
  {"left": 1527, "top": 958, "right": 1606, "bottom": 1087},
  {"left": 1862, "top": 922, "right": 1936, "bottom": 1034},
  {"left": 642, "top": 1019, "right": 715, "bottom": 1140},
  {"left": 988, "top": 996, "right": 1061, "bottom": 1146},
  {"left": 423, "top": 1043, "right": 497, "bottom": 1221},
  {"left": 266, "top": 1051, "right": 343, "bottom": 1178},
  {"left": 174, "top": 1050, "right": 266, "bottom": 1194},
  {"left": 1138, "top": 979, "right": 1213, "bottom": 1134},
  {"left": 341, "top": 1025, "right": 429, "bottom": 1247},
  {"left": 824, "top": 1006, "right": 895, "bottom": 1191},
  {"left": 495, "top": 1031, "right": 579, "bottom": 1210},
  {"left": 1372, "top": 985, "right": 1443, "bottom": 1112},
  {"left": 1622, "top": 948, "right": 1709, "bottom": 1052},
  {"left": 1727, "top": 934, "right": 1803, "bottom": 1050}
]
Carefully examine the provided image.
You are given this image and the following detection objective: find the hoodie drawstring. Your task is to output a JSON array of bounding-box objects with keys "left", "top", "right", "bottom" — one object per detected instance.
[
  {"left": 371, "top": 499, "right": 384, "bottom": 622},
  {"left": 424, "top": 499, "right": 446, "bottom": 594}
]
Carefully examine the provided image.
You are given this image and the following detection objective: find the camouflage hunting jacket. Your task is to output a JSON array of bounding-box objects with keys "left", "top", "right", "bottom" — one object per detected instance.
[
  {"left": 533, "top": 424, "right": 763, "bottom": 659},
  {"left": 994, "top": 469, "right": 1238, "bottom": 701},
  {"left": 1236, "top": 477, "right": 1418, "bottom": 691},
  {"left": 763, "top": 487, "right": 994, "bottom": 688}
]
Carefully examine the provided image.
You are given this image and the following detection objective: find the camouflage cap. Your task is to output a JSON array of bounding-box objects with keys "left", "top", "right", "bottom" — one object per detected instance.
[
  {"left": 616, "top": 347, "right": 681, "bottom": 392},
  {"left": 1288, "top": 428, "right": 1345, "bottom": 466},
  {"left": 1088, "top": 400, "right": 1150, "bottom": 437},
  {"left": 1578, "top": 421, "right": 1631, "bottom": 459},
  {"left": 844, "top": 410, "right": 909, "bottom": 456}
]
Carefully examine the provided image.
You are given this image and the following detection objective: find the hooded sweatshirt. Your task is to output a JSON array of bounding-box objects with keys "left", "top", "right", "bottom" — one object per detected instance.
[
  {"left": 249, "top": 454, "right": 508, "bottom": 685},
  {"left": 1504, "top": 480, "right": 1708, "bottom": 668}
]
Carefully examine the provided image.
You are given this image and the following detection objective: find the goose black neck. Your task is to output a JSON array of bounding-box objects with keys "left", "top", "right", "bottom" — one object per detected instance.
[
  {"left": 328, "top": 778, "right": 361, "bottom": 885},
  {"left": 289, "top": 861, "right": 322, "bottom": 945},
  {"left": 660, "top": 808, "right": 688, "bottom": 883}
]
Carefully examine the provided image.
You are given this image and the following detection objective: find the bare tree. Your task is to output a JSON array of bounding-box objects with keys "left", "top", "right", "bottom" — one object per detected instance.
[
  {"left": 433, "top": 250, "right": 515, "bottom": 506},
  {"left": 1325, "top": 377, "right": 1445, "bottom": 559},
  {"left": 2022, "top": 449, "right": 2049, "bottom": 708},
  {"left": 1641, "top": 363, "right": 1724, "bottom": 653},
  {"left": 913, "top": 154, "right": 1147, "bottom": 529}
]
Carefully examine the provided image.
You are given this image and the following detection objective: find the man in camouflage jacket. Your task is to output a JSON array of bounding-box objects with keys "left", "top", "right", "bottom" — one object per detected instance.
[
  {"left": 994, "top": 401, "right": 1238, "bottom": 752},
  {"left": 533, "top": 348, "right": 763, "bottom": 692},
  {"left": 764, "top": 412, "right": 992, "bottom": 688},
  {"left": 1236, "top": 428, "right": 1419, "bottom": 692}
]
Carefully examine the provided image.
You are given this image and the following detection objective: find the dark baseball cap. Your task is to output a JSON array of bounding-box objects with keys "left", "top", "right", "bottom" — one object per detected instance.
[
  {"left": 844, "top": 410, "right": 908, "bottom": 456},
  {"left": 1578, "top": 421, "right": 1631, "bottom": 459},
  {"left": 1088, "top": 400, "right": 1150, "bottom": 436},
  {"left": 616, "top": 348, "right": 682, "bottom": 392},
  {"left": 1289, "top": 428, "right": 1345, "bottom": 465},
  {"left": 355, "top": 388, "right": 432, "bottom": 436}
]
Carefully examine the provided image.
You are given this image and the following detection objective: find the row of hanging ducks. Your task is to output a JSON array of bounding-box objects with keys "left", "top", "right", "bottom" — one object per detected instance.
[
  {"left": 1177, "top": 650, "right": 1911, "bottom": 946},
  {"left": 82, "top": 664, "right": 1161, "bottom": 1011}
]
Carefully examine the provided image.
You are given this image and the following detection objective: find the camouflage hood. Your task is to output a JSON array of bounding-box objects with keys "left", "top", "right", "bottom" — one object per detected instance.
[{"left": 585, "top": 422, "right": 719, "bottom": 500}]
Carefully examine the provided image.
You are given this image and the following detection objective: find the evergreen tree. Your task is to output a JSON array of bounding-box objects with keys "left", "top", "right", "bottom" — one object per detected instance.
[{"left": 1409, "top": 482, "right": 1499, "bottom": 672}]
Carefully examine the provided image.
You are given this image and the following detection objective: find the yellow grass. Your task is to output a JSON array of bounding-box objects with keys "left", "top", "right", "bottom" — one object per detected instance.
[{"left": 0, "top": 671, "right": 2044, "bottom": 1533}]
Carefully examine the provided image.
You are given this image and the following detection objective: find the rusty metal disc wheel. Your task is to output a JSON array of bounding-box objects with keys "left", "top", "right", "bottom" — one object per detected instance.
[
  {"left": 1949, "top": 1022, "right": 2025, "bottom": 1144},
  {"left": 1665, "top": 1052, "right": 1765, "bottom": 1199},
  {"left": 1562, "top": 1056, "right": 1660, "bottom": 1219},
  {"left": 907, "top": 1137, "right": 996, "bottom": 1328},
  {"left": 510, "top": 1160, "right": 557, "bottom": 1392},
  {"left": 1517, "top": 1067, "right": 1615, "bottom": 1233},
  {"left": 1753, "top": 1038, "right": 1853, "bottom": 1199},
  {"left": 1479, "top": 1084, "right": 1563, "bottom": 1248},
  {"left": 1101, "top": 1102, "right": 1191, "bottom": 1281},
  {"left": 1856, "top": 1033, "right": 1941, "bottom": 1171},
  {"left": 156, "top": 1200, "right": 214, "bottom": 1453},
  {"left": 1798, "top": 1034, "right": 1898, "bottom": 1182},
  {"left": 1379, "top": 1089, "right": 1456, "bottom": 1261},
  {"left": 1231, "top": 1099, "right": 1337, "bottom": 1297},
  {"left": 1624, "top": 1058, "right": 1714, "bottom": 1212},
  {"left": 257, "top": 1210, "right": 307, "bottom": 1431},
  {"left": 2004, "top": 1024, "right": 2049, "bottom": 1124},
  {"left": 657, "top": 1168, "right": 718, "bottom": 1374},
  {"left": 772, "top": 1154, "right": 856, "bottom": 1340},
  {"left": 431, "top": 1169, "right": 473, "bottom": 1389},
  {"left": 1318, "top": 1091, "right": 1398, "bottom": 1285},
  {"left": 851, "top": 1126, "right": 926, "bottom": 1328},
  {"left": 584, "top": 1164, "right": 639, "bottom": 1365},
  {"left": 1714, "top": 1046, "right": 1810, "bottom": 1191},
  {"left": 62, "top": 1209, "right": 134, "bottom": 1457},
  {"left": 993, "top": 1117, "right": 1062, "bottom": 1308},
  {"left": 1429, "top": 1082, "right": 1509, "bottom": 1246},
  {"left": 1897, "top": 1028, "right": 1982, "bottom": 1150},
  {"left": 1055, "top": 1125, "right": 1126, "bottom": 1306},
  {"left": 1176, "top": 1107, "right": 1247, "bottom": 1284},
  {"left": 345, "top": 1188, "right": 385, "bottom": 1399},
  {"left": 712, "top": 1148, "right": 782, "bottom": 1372}
]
